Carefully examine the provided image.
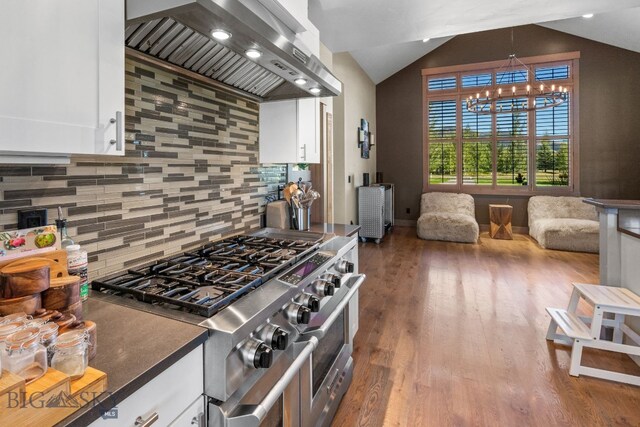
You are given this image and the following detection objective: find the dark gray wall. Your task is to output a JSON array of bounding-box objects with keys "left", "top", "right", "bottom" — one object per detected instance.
[{"left": 376, "top": 25, "right": 640, "bottom": 227}]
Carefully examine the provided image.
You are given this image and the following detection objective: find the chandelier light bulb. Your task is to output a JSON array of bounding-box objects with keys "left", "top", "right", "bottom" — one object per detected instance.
[
  {"left": 540, "top": 84, "right": 544, "bottom": 92},
  {"left": 526, "top": 84, "right": 531, "bottom": 93},
  {"left": 476, "top": 93, "right": 480, "bottom": 99},
  {"left": 551, "top": 84, "right": 555, "bottom": 91},
  {"left": 498, "top": 88, "right": 502, "bottom": 96},
  {"left": 485, "top": 90, "right": 489, "bottom": 97},
  {"left": 512, "top": 86, "right": 516, "bottom": 94}
]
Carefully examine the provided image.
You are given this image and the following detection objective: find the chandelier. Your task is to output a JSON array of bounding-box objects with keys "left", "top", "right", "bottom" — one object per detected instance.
[{"left": 465, "top": 53, "right": 568, "bottom": 115}]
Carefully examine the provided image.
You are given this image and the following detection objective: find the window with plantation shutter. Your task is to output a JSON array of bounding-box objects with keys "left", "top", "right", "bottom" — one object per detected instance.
[{"left": 422, "top": 53, "right": 579, "bottom": 195}]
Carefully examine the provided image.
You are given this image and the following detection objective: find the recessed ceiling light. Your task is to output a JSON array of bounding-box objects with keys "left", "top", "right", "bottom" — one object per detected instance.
[
  {"left": 422, "top": 38, "right": 430, "bottom": 43},
  {"left": 211, "top": 29, "right": 231, "bottom": 40},
  {"left": 294, "top": 78, "right": 307, "bottom": 85},
  {"left": 309, "top": 87, "right": 321, "bottom": 94},
  {"left": 582, "top": 13, "right": 594, "bottom": 18},
  {"left": 246, "top": 49, "right": 262, "bottom": 59}
]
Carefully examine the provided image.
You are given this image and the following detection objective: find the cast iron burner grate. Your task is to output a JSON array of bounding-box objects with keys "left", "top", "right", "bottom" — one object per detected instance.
[
  {"left": 92, "top": 267, "right": 261, "bottom": 317},
  {"left": 91, "top": 233, "right": 321, "bottom": 317}
]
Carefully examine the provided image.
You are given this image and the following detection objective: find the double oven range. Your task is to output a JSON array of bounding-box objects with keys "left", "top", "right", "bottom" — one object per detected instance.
[{"left": 92, "top": 228, "right": 364, "bottom": 426}]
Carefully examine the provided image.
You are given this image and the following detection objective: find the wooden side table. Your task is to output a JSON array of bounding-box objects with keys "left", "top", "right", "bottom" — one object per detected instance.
[{"left": 489, "top": 204, "right": 513, "bottom": 240}]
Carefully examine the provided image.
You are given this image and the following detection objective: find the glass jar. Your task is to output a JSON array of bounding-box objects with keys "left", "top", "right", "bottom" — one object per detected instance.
[
  {"left": 25, "top": 318, "right": 47, "bottom": 328},
  {"left": 4, "top": 327, "right": 48, "bottom": 384},
  {"left": 51, "top": 330, "right": 88, "bottom": 380},
  {"left": 39, "top": 322, "right": 59, "bottom": 365},
  {"left": 1, "top": 312, "right": 30, "bottom": 324},
  {"left": 0, "top": 321, "right": 27, "bottom": 376}
]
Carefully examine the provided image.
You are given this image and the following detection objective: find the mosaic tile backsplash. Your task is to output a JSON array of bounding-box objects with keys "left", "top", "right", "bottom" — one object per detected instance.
[{"left": 0, "top": 55, "right": 286, "bottom": 278}]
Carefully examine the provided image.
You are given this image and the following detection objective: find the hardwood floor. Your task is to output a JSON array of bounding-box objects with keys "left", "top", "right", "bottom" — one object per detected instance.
[{"left": 332, "top": 226, "right": 640, "bottom": 427}]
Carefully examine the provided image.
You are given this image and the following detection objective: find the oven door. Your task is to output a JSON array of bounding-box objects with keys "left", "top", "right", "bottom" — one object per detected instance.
[
  {"left": 298, "top": 274, "right": 365, "bottom": 427},
  {"left": 209, "top": 338, "right": 317, "bottom": 427}
]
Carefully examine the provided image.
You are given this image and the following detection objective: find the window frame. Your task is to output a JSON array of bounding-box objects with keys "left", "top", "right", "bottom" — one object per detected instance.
[{"left": 422, "top": 52, "right": 580, "bottom": 195}]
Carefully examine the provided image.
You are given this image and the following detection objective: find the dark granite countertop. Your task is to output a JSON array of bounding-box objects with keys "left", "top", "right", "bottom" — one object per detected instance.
[
  {"left": 583, "top": 198, "right": 640, "bottom": 210},
  {"left": 58, "top": 293, "right": 208, "bottom": 426}
]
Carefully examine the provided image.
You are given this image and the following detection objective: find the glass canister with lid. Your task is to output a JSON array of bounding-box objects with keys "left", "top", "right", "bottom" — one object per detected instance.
[
  {"left": 0, "top": 321, "right": 27, "bottom": 377},
  {"left": 3, "top": 327, "right": 48, "bottom": 384},
  {"left": 39, "top": 322, "right": 60, "bottom": 364},
  {"left": 1, "top": 312, "right": 30, "bottom": 324},
  {"left": 51, "top": 329, "right": 89, "bottom": 380}
]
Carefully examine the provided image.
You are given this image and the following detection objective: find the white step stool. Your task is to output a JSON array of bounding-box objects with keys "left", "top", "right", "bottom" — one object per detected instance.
[{"left": 546, "top": 283, "right": 640, "bottom": 386}]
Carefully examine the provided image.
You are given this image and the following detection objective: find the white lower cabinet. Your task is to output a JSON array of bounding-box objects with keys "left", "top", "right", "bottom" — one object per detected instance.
[
  {"left": 168, "top": 395, "right": 206, "bottom": 427},
  {"left": 89, "top": 345, "right": 204, "bottom": 427}
]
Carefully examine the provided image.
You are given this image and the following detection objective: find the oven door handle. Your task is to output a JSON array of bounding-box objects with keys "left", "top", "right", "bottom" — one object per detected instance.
[
  {"left": 227, "top": 337, "right": 318, "bottom": 426},
  {"left": 305, "top": 274, "right": 365, "bottom": 339}
]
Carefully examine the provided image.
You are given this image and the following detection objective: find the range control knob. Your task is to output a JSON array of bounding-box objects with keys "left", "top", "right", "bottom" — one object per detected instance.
[
  {"left": 313, "top": 279, "right": 335, "bottom": 297},
  {"left": 271, "top": 328, "right": 289, "bottom": 350},
  {"left": 322, "top": 274, "right": 342, "bottom": 289},
  {"left": 336, "top": 259, "right": 355, "bottom": 274},
  {"left": 241, "top": 338, "right": 273, "bottom": 369},
  {"left": 297, "top": 293, "right": 321, "bottom": 312},
  {"left": 259, "top": 324, "right": 289, "bottom": 351},
  {"left": 286, "top": 303, "right": 311, "bottom": 325}
]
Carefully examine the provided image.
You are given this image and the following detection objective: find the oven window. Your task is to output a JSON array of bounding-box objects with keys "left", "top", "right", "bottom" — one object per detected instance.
[
  {"left": 261, "top": 395, "right": 283, "bottom": 427},
  {"left": 312, "top": 311, "right": 346, "bottom": 396}
]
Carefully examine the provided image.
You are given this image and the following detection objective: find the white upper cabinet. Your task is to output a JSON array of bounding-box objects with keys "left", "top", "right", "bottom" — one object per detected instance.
[
  {"left": 0, "top": 0, "right": 125, "bottom": 160},
  {"left": 259, "top": 98, "right": 320, "bottom": 164}
]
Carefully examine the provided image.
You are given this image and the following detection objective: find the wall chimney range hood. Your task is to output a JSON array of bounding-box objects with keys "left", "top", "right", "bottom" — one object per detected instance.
[{"left": 126, "top": 0, "right": 342, "bottom": 101}]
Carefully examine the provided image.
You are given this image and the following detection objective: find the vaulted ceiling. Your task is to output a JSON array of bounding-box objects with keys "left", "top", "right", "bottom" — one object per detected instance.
[{"left": 309, "top": 0, "right": 640, "bottom": 84}]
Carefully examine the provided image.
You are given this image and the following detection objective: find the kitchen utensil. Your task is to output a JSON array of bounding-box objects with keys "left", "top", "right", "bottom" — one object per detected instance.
[
  {"left": 42, "top": 275, "right": 81, "bottom": 310},
  {"left": 0, "top": 260, "right": 51, "bottom": 298},
  {"left": 0, "top": 294, "right": 42, "bottom": 316}
]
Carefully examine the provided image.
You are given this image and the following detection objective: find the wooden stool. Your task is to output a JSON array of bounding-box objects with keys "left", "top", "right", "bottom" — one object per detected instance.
[{"left": 489, "top": 204, "right": 513, "bottom": 239}]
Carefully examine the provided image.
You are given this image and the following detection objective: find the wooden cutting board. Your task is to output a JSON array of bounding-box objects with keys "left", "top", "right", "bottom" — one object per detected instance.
[
  {"left": 0, "top": 250, "right": 68, "bottom": 273},
  {"left": 0, "top": 260, "right": 51, "bottom": 298}
]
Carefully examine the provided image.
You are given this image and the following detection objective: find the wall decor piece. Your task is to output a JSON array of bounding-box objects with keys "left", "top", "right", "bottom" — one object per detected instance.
[
  {"left": 359, "top": 118, "right": 370, "bottom": 158},
  {"left": 361, "top": 133, "right": 370, "bottom": 159}
]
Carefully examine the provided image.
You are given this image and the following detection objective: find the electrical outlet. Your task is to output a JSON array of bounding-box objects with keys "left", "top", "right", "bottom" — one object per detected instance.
[
  {"left": 406, "top": 208, "right": 411, "bottom": 214},
  {"left": 18, "top": 209, "right": 48, "bottom": 229}
]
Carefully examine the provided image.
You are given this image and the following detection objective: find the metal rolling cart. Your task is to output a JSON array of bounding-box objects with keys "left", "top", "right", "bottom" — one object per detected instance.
[{"left": 357, "top": 183, "right": 394, "bottom": 244}]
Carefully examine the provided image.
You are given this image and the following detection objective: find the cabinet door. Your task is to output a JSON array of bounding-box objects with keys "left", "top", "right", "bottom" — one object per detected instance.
[
  {"left": 297, "top": 98, "right": 319, "bottom": 163},
  {"left": 168, "top": 395, "right": 206, "bottom": 427},
  {"left": 259, "top": 100, "right": 298, "bottom": 164},
  {"left": 88, "top": 346, "right": 204, "bottom": 427},
  {"left": 0, "top": 0, "right": 124, "bottom": 157}
]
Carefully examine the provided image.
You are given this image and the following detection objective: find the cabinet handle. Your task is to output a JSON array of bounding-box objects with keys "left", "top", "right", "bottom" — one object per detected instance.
[
  {"left": 300, "top": 144, "right": 307, "bottom": 161},
  {"left": 109, "top": 111, "right": 124, "bottom": 151},
  {"left": 191, "top": 412, "right": 205, "bottom": 426},
  {"left": 135, "top": 412, "right": 159, "bottom": 427}
]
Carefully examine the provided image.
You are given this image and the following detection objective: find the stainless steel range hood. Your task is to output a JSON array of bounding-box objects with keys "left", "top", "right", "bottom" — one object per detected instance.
[{"left": 126, "top": 0, "right": 341, "bottom": 100}]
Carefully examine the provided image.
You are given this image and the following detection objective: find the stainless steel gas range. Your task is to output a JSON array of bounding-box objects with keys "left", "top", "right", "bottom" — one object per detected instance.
[{"left": 92, "top": 228, "right": 364, "bottom": 427}]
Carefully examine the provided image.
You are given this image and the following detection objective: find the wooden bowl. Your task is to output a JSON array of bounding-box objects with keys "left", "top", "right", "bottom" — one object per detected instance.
[
  {"left": 0, "top": 260, "right": 51, "bottom": 298},
  {"left": 60, "top": 300, "right": 83, "bottom": 321},
  {"left": 42, "top": 276, "right": 81, "bottom": 310},
  {"left": 3, "top": 257, "right": 68, "bottom": 279},
  {"left": 0, "top": 293, "right": 42, "bottom": 316}
]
